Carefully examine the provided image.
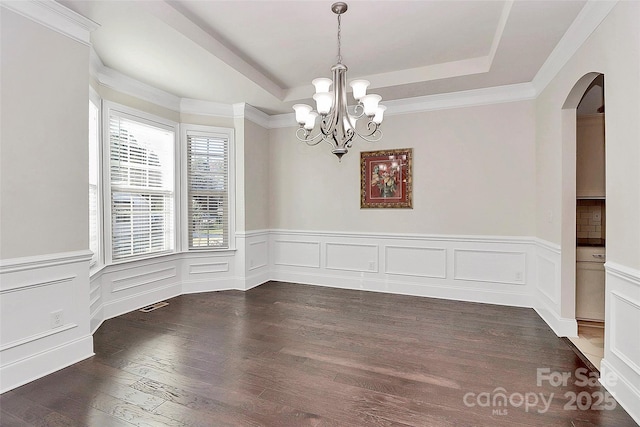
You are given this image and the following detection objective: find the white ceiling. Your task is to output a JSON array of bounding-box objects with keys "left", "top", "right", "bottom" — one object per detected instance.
[{"left": 60, "top": 0, "right": 587, "bottom": 114}]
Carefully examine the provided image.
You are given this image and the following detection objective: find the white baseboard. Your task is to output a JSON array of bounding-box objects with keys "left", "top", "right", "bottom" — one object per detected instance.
[
  {"left": 600, "top": 358, "right": 640, "bottom": 425},
  {"left": 244, "top": 269, "right": 270, "bottom": 291},
  {"left": 102, "top": 282, "right": 182, "bottom": 320},
  {"left": 181, "top": 278, "right": 242, "bottom": 294},
  {"left": 90, "top": 305, "right": 105, "bottom": 335},
  {"left": 0, "top": 335, "right": 93, "bottom": 394},
  {"left": 271, "top": 270, "right": 533, "bottom": 307},
  {"left": 533, "top": 302, "right": 577, "bottom": 337}
]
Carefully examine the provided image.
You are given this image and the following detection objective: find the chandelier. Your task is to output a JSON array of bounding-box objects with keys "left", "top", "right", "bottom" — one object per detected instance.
[{"left": 293, "top": 2, "right": 385, "bottom": 160}]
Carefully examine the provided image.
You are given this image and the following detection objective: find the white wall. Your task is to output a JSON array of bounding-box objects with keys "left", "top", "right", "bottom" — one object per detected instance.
[
  {"left": 0, "top": 9, "right": 90, "bottom": 259},
  {"left": 269, "top": 101, "right": 536, "bottom": 237},
  {"left": 535, "top": 2, "right": 640, "bottom": 422},
  {"left": 0, "top": 8, "right": 93, "bottom": 393},
  {"left": 536, "top": 3, "right": 640, "bottom": 269},
  {"left": 244, "top": 119, "right": 270, "bottom": 231}
]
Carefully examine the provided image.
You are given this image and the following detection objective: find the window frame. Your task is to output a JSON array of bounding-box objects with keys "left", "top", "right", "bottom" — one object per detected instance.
[
  {"left": 88, "top": 87, "right": 102, "bottom": 270},
  {"left": 181, "top": 124, "right": 235, "bottom": 252},
  {"left": 102, "top": 101, "right": 180, "bottom": 265}
]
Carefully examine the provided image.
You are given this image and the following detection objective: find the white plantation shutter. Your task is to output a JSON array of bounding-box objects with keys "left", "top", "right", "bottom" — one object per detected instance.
[
  {"left": 187, "top": 131, "right": 230, "bottom": 249},
  {"left": 108, "top": 113, "right": 175, "bottom": 260},
  {"left": 88, "top": 100, "right": 100, "bottom": 266}
]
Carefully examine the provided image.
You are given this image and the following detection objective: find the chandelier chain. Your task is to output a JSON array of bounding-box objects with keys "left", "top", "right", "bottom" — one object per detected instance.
[{"left": 337, "top": 14, "right": 342, "bottom": 64}]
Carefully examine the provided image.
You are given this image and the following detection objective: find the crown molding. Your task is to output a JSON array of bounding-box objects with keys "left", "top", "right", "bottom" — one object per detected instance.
[
  {"left": 269, "top": 82, "right": 536, "bottom": 129},
  {"left": 1, "top": 0, "right": 99, "bottom": 46},
  {"left": 384, "top": 83, "right": 537, "bottom": 116},
  {"left": 532, "top": 0, "right": 618, "bottom": 95},
  {"left": 91, "top": 49, "right": 272, "bottom": 125},
  {"left": 91, "top": 48, "right": 181, "bottom": 111},
  {"left": 238, "top": 104, "right": 271, "bottom": 129},
  {"left": 180, "top": 98, "right": 234, "bottom": 118},
  {"left": 84, "top": 0, "right": 615, "bottom": 130},
  {"left": 268, "top": 113, "right": 297, "bottom": 129},
  {"left": 96, "top": 65, "right": 182, "bottom": 112}
]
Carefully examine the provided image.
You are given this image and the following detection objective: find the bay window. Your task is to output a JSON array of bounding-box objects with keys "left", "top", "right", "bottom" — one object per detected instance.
[
  {"left": 105, "top": 104, "right": 176, "bottom": 261},
  {"left": 184, "top": 125, "right": 234, "bottom": 250},
  {"left": 91, "top": 101, "right": 234, "bottom": 268}
]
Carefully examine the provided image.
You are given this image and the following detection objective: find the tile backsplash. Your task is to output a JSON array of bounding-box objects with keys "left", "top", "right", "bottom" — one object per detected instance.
[{"left": 576, "top": 199, "right": 605, "bottom": 246}]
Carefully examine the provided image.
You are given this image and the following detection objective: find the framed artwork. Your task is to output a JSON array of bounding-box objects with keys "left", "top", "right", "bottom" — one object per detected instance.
[{"left": 360, "top": 148, "right": 413, "bottom": 208}]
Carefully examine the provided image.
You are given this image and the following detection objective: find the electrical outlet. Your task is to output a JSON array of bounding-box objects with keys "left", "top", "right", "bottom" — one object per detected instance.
[
  {"left": 515, "top": 272, "right": 523, "bottom": 282},
  {"left": 51, "top": 310, "right": 63, "bottom": 329},
  {"left": 369, "top": 261, "right": 375, "bottom": 270}
]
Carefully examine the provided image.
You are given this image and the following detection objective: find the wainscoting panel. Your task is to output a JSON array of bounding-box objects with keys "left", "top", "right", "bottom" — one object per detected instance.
[
  {"left": 610, "top": 291, "right": 640, "bottom": 375},
  {"left": 537, "top": 253, "right": 559, "bottom": 304},
  {"left": 325, "top": 242, "right": 378, "bottom": 273},
  {"left": 270, "top": 230, "right": 535, "bottom": 307},
  {"left": 532, "top": 239, "right": 575, "bottom": 337},
  {"left": 111, "top": 266, "right": 177, "bottom": 293},
  {"left": 601, "top": 262, "right": 640, "bottom": 424},
  {"left": 453, "top": 249, "right": 526, "bottom": 285},
  {"left": 0, "top": 251, "right": 93, "bottom": 393},
  {"left": 248, "top": 239, "right": 268, "bottom": 271},
  {"left": 243, "top": 231, "right": 271, "bottom": 290},
  {"left": 189, "top": 262, "right": 229, "bottom": 275},
  {"left": 176, "top": 252, "right": 238, "bottom": 294},
  {"left": 89, "top": 270, "right": 104, "bottom": 334},
  {"left": 99, "top": 256, "right": 182, "bottom": 320},
  {"left": 384, "top": 245, "right": 447, "bottom": 278},
  {"left": 273, "top": 240, "right": 321, "bottom": 268}
]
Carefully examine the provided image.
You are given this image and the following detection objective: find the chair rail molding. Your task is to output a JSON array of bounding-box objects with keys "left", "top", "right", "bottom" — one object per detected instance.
[{"left": 0, "top": 250, "right": 94, "bottom": 394}]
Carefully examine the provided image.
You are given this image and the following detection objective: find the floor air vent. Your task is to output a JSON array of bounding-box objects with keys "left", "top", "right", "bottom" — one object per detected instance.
[{"left": 139, "top": 301, "right": 169, "bottom": 313}]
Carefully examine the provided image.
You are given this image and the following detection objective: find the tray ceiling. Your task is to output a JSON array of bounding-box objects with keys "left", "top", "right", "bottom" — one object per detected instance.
[{"left": 60, "top": 0, "right": 587, "bottom": 114}]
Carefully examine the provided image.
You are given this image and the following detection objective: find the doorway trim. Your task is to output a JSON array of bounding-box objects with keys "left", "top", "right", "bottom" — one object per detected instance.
[{"left": 560, "top": 72, "right": 603, "bottom": 323}]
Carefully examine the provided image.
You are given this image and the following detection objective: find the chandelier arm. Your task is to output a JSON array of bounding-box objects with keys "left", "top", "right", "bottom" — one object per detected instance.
[
  {"left": 354, "top": 121, "right": 383, "bottom": 142},
  {"left": 295, "top": 127, "right": 325, "bottom": 146},
  {"left": 354, "top": 129, "right": 383, "bottom": 143},
  {"left": 352, "top": 103, "right": 365, "bottom": 119}
]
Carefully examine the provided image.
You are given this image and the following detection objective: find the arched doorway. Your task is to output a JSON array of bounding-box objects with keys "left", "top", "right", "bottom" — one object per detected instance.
[{"left": 561, "top": 72, "right": 606, "bottom": 370}]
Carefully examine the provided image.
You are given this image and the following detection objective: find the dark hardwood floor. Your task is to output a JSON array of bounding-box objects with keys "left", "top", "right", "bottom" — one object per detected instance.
[{"left": 1, "top": 281, "right": 637, "bottom": 426}]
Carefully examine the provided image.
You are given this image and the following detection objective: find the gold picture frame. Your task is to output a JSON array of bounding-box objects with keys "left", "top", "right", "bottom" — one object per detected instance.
[{"left": 360, "top": 148, "right": 413, "bottom": 208}]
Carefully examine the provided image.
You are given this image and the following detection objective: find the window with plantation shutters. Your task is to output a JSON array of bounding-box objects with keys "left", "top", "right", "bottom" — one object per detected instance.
[
  {"left": 108, "top": 111, "right": 175, "bottom": 261},
  {"left": 88, "top": 99, "right": 100, "bottom": 266},
  {"left": 186, "top": 128, "right": 233, "bottom": 249}
]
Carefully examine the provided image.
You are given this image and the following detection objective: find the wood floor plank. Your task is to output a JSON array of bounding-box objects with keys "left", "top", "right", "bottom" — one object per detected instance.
[
  {"left": 0, "top": 410, "right": 34, "bottom": 427},
  {"left": 0, "top": 281, "right": 637, "bottom": 426}
]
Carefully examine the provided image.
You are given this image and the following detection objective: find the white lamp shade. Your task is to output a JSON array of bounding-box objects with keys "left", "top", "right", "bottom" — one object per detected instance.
[
  {"left": 293, "top": 104, "right": 312, "bottom": 125},
  {"left": 361, "top": 94, "right": 382, "bottom": 116},
  {"left": 304, "top": 112, "right": 318, "bottom": 130},
  {"left": 313, "top": 92, "right": 333, "bottom": 115},
  {"left": 372, "top": 105, "right": 386, "bottom": 124},
  {"left": 312, "top": 78, "right": 332, "bottom": 94},
  {"left": 349, "top": 79, "right": 370, "bottom": 100}
]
